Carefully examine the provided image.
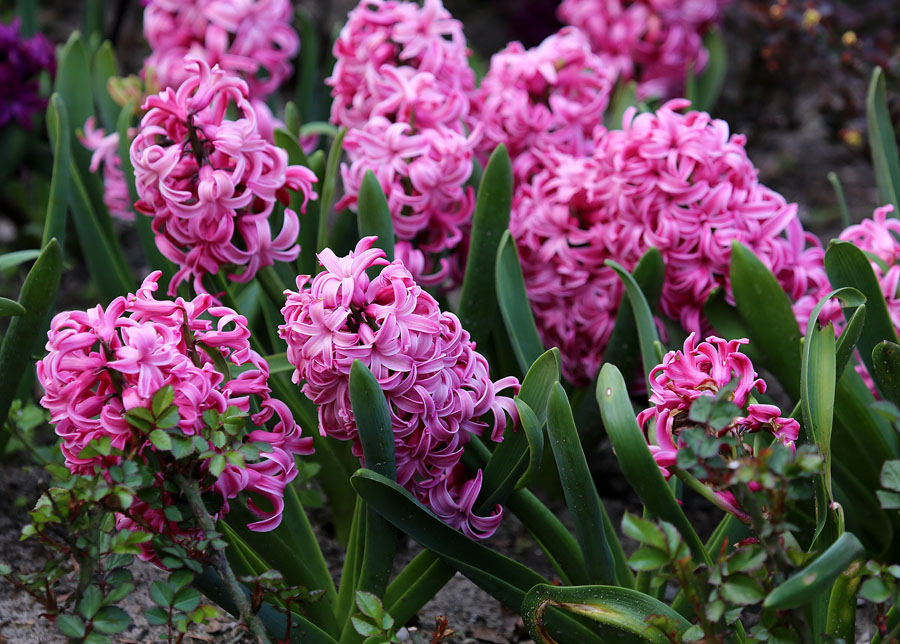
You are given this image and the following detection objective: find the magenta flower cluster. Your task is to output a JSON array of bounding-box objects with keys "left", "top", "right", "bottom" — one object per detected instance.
[
  {"left": 557, "top": 0, "right": 730, "bottom": 99},
  {"left": 142, "top": 0, "right": 299, "bottom": 99},
  {"left": 510, "top": 100, "right": 828, "bottom": 384},
  {"left": 473, "top": 27, "right": 616, "bottom": 181},
  {"left": 130, "top": 59, "right": 317, "bottom": 295},
  {"left": 637, "top": 333, "right": 799, "bottom": 518},
  {"left": 0, "top": 18, "right": 55, "bottom": 129},
  {"left": 328, "top": 0, "right": 479, "bottom": 286},
  {"left": 37, "top": 272, "right": 313, "bottom": 547},
  {"left": 279, "top": 238, "right": 519, "bottom": 539},
  {"left": 79, "top": 118, "right": 134, "bottom": 221}
]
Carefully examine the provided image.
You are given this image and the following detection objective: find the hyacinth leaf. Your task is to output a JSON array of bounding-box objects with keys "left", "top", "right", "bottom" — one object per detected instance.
[
  {"left": 605, "top": 80, "right": 638, "bottom": 130},
  {"left": 685, "top": 28, "right": 727, "bottom": 113},
  {"left": 91, "top": 42, "right": 120, "bottom": 132},
  {"left": 336, "top": 499, "right": 365, "bottom": 631},
  {"left": 824, "top": 559, "right": 863, "bottom": 640},
  {"left": 43, "top": 94, "right": 70, "bottom": 250},
  {"left": 547, "top": 383, "right": 617, "bottom": 586},
  {"left": 0, "top": 298, "right": 26, "bottom": 317},
  {"left": 512, "top": 399, "right": 545, "bottom": 491},
  {"left": 262, "top": 352, "right": 293, "bottom": 375},
  {"left": 0, "top": 240, "right": 62, "bottom": 428},
  {"left": 496, "top": 230, "right": 544, "bottom": 374},
  {"left": 317, "top": 127, "right": 348, "bottom": 259},
  {"left": 764, "top": 532, "right": 864, "bottom": 610},
  {"left": 0, "top": 250, "right": 41, "bottom": 273},
  {"left": 825, "top": 240, "right": 900, "bottom": 395},
  {"left": 295, "top": 7, "right": 320, "bottom": 124},
  {"left": 15, "top": 0, "right": 37, "bottom": 36},
  {"left": 193, "top": 568, "right": 340, "bottom": 644},
  {"left": 68, "top": 158, "right": 135, "bottom": 300},
  {"left": 356, "top": 170, "right": 395, "bottom": 268},
  {"left": 350, "top": 469, "right": 606, "bottom": 644},
  {"left": 383, "top": 551, "right": 455, "bottom": 627},
  {"left": 477, "top": 348, "right": 559, "bottom": 511},
  {"left": 702, "top": 288, "right": 764, "bottom": 364},
  {"left": 604, "top": 248, "right": 664, "bottom": 388},
  {"left": 284, "top": 102, "right": 301, "bottom": 138},
  {"left": 458, "top": 144, "right": 513, "bottom": 347},
  {"left": 827, "top": 172, "right": 852, "bottom": 229},
  {"left": 274, "top": 128, "right": 320, "bottom": 279},
  {"left": 835, "top": 304, "right": 866, "bottom": 379},
  {"left": 82, "top": 0, "right": 105, "bottom": 48},
  {"left": 596, "top": 364, "right": 710, "bottom": 565},
  {"left": 522, "top": 584, "right": 691, "bottom": 644},
  {"left": 606, "top": 256, "right": 662, "bottom": 392},
  {"left": 274, "top": 128, "right": 310, "bottom": 168},
  {"left": 730, "top": 241, "right": 802, "bottom": 401},
  {"left": 866, "top": 67, "right": 900, "bottom": 212},
  {"left": 872, "top": 342, "right": 900, "bottom": 407}
]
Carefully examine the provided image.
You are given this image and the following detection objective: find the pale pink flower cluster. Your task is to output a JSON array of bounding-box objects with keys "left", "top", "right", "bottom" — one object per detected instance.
[
  {"left": 637, "top": 333, "right": 799, "bottom": 518},
  {"left": 327, "top": 0, "right": 478, "bottom": 286},
  {"left": 79, "top": 117, "right": 134, "bottom": 221},
  {"left": 37, "top": 272, "right": 313, "bottom": 546},
  {"left": 511, "top": 100, "right": 828, "bottom": 384},
  {"left": 473, "top": 27, "right": 616, "bottom": 181},
  {"left": 557, "top": 0, "right": 730, "bottom": 99},
  {"left": 279, "top": 237, "right": 519, "bottom": 539},
  {"left": 142, "top": 0, "right": 299, "bottom": 99},
  {"left": 130, "top": 59, "right": 317, "bottom": 295}
]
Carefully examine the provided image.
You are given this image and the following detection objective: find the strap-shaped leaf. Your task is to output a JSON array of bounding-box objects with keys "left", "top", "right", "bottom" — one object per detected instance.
[
  {"left": 91, "top": 42, "right": 119, "bottom": 131},
  {"left": 356, "top": 170, "right": 395, "bottom": 267},
  {"left": 477, "top": 348, "right": 559, "bottom": 510},
  {"left": 43, "top": 94, "right": 70, "bottom": 250},
  {"left": 605, "top": 257, "right": 661, "bottom": 392},
  {"left": 273, "top": 127, "right": 322, "bottom": 279},
  {"left": 0, "top": 297, "right": 25, "bottom": 316},
  {"left": 294, "top": 7, "right": 320, "bottom": 123},
  {"left": 496, "top": 231, "right": 544, "bottom": 374},
  {"left": 825, "top": 240, "right": 900, "bottom": 395},
  {"left": 827, "top": 171, "right": 851, "bottom": 229},
  {"left": 702, "top": 288, "right": 763, "bottom": 364},
  {"left": 316, "top": 127, "right": 347, "bottom": 259},
  {"left": 0, "top": 240, "right": 63, "bottom": 428},
  {"left": 867, "top": 67, "right": 900, "bottom": 212},
  {"left": 350, "top": 361, "right": 398, "bottom": 601},
  {"left": 835, "top": 305, "right": 865, "bottom": 379},
  {"left": 730, "top": 241, "right": 802, "bottom": 401},
  {"left": 604, "top": 81, "right": 637, "bottom": 130},
  {"left": 547, "top": 383, "right": 617, "bottom": 586},
  {"left": 764, "top": 532, "right": 864, "bottom": 610},
  {"left": 685, "top": 28, "right": 727, "bottom": 113},
  {"left": 0, "top": 250, "right": 41, "bottom": 273},
  {"left": 597, "top": 364, "right": 710, "bottom": 564},
  {"left": 383, "top": 551, "right": 455, "bottom": 626},
  {"left": 523, "top": 584, "right": 691, "bottom": 644},
  {"left": 350, "top": 469, "right": 605, "bottom": 644},
  {"left": 458, "top": 144, "right": 513, "bottom": 347},
  {"left": 604, "top": 248, "right": 664, "bottom": 388},
  {"left": 825, "top": 558, "right": 862, "bottom": 641},
  {"left": 512, "top": 399, "right": 545, "bottom": 491},
  {"left": 872, "top": 341, "right": 900, "bottom": 407}
]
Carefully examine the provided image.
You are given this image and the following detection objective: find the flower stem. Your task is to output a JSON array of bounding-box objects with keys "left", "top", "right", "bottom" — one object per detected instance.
[{"left": 175, "top": 474, "right": 271, "bottom": 644}]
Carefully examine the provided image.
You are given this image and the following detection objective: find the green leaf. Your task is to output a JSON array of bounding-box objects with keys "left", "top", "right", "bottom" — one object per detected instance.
[
  {"left": 458, "top": 144, "right": 513, "bottom": 347},
  {"left": 355, "top": 591, "right": 383, "bottom": 621},
  {"left": 873, "top": 342, "right": 900, "bottom": 407},
  {"left": 92, "top": 606, "right": 130, "bottom": 634},
  {"left": 881, "top": 460, "right": 900, "bottom": 492},
  {"left": 151, "top": 386, "right": 175, "bottom": 418},
  {"left": 764, "top": 532, "right": 865, "bottom": 610},
  {"left": 720, "top": 574, "right": 765, "bottom": 606},
  {"left": 43, "top": 94, "right": 70, "bottom": 250},
  {"left": 0, "top": 297, "right": 25, "bottom": 316},
  {"left": 835, "top": 304, "right": 866, "bottom": 379},
  {"left": 825, "top": 561, "right": 862, "bottom": 641},
  {"left": 597, "top": 364, "right": 710, "bottom": 565},
  {"left": 547, "top": 382, "right": 616, "bottom": 585},
  {"left": 522, "top": 584, "right": 691, "bottom": 644},
  {"left": 91, "top": 42, "right": 120, "bottom": 131},
  {"left": 866, "top": 67, "right": 900, "bottom": 212},
  {"left": 57, "top": 614, "right": 86, "bottom": 638},
  {"left": 825, "top": 241, "right": 900, "bottom": 395},
  {"left": 511, "top": 398, "right": 544, "bottom": 491},
  {"left": 79, "top": 585, "right": 103, "bottom": 619},
  {"left": 148, "top": 429, "right": 172, "bottom": 451},
  {"left": 604, "top": 249, "right": 665, "bottom": 386},
  {"left": 383, "top": 551, "right": 454, "bottom": 626},
  {"left": 621, "top": 513, "right": 666, "bottom": 551},
  {"left": 827, "top": 171, "right": 852, "bottom": 230},
  {"left": 150, "top": 580, "right": 175, "bottom": 607},
  {"left": 356, "top": 170, "right": 395, "bottom": 268},
  {"left": 316, "top": 127, "right": 348, "bottom": 258},
  {"left": 605, "top": 258, "right": 661, "bottom": 391},
  {"left": 477, "top": 348, "right": 559, "bottom": 511},
  {"left": 350, "top": 470, "right": 605, "bottom": 643},
  {"left": 0, "top": 249, "right": 42, "bottom": 273},
  {"left": 605, "top": 81, "right": 638, "bottom": 130},
  {"left": 351, "top": 616, "right": 382, "bottom": 637},
  {"left": 495, "top": 231, "right": 544, "bottom": 374},
  {"left": 145, "top": 606, "right": 169, "bottom": 626},
  {"left": 173, "top": 587, "right": 201, "bottom": 613},
  {"left": 209, "top": 453, "right": 226, "bottom": 477},
  {"left": 0, "top": 240, "right": 63, "bottom": 429},
  {"left": 730, "top": 241, "right": 802, "bottom": 401},
  {"left": 627, "top": 548, "right": 670, "bottom": 572}
]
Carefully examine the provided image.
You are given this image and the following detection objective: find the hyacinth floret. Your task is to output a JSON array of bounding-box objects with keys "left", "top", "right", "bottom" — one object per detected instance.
[
  {"left": 510, "top": 99, "right": 828, "bottom": 384},
  {"left": 557, "top": 0, "right": 730, "bottom": 100},
  {"left": 637, "top": 333, "right": 799, "bottom": 518},
  {"left": 79, "top": 117, "right": 134, "bottom": 221},
  {"left": 130, "top": 58, "right": 317, "bottom": 295},
  {"left": 473, "top": 27, "right": 615, "bottom": 180},
  {"left": 37, "top": 271, "right": 313, "bottom": 556},
  {"left": 279, "top": 237, "right": 519, "bottom": 539},
  {"left": 142, "top": 0, "right": 299, "bottom": 97},
  {"left": 0, "top": 18, "right": 55, "bottom": 129}
]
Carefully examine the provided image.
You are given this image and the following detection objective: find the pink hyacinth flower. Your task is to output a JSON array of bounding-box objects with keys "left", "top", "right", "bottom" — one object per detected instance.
[
  {"left": 279, "top": 237, "right": 519, "bottom": 539},
  {"left": 79, "top": 116, "right": 135, "bottom": 221}
]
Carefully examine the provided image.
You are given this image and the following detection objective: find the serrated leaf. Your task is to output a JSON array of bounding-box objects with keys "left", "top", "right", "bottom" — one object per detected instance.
[
  {"left": 152, "top": 386, "right": 175, "bottom": 418},
  {"left": 149, "top": 429, "right": 172, "bottom": 451},
  {"left": 621, "top": 513, "right": 666, "bottom": 551},
  {"left": 860, "top": 577, "right": 892, "bottom": 603},
  {"left": 351, "top": 615, "right": 382, "bottom": 637},
  {"left": 726, "top": 547, "right": 767, "bottom": 574},
  {"left": 57, "top": 614, "right": 86, "bottom": 638},
  {"left": 170, "top": 436, "right": 194, "bottom": 459},
  {"left": 627, "top": 548, "right": 670, "bottom": 572},
  {"left": 882, "top": 460, "right": 900, "bottom": 493},
  {"left": 209, "top": 454, "right": 226, "bottom": 477},
  {"left": 150, "top": 580, "right": 175, "bottom": 607},
  {"left": 721, "top": 574, "right": 765, "bottom": 605},
  {"left": 173, "top": 587, "right": 201, "bottom": 612},
  {"left": 145, "top": 605, "right": 169, "bottom": 625},
  {"left": 79, "top": 585, "right": 103, "bottom": 618},
  {"left": 355, "top": 591, "right": 383, "bottom": 621},
  {"left": 92, "top": 606, "right": 130, "bottom": 634}
]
